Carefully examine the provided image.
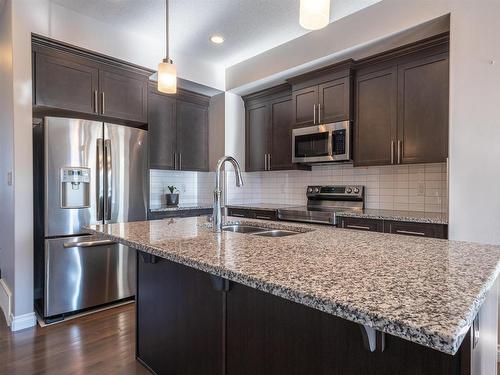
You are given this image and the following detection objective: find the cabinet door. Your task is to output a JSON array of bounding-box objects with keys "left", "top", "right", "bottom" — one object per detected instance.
[
  {"left": 34, "top": 52, "right": 99, "bottom": 114},
  {"left": 148, "top": 87, "right": 176, "bottom": 170},
  {"left": 270, "top": 96, "right": 294, "bottom": 170},
  {"left": 384, "top": 221, "right": 448, "bottom": 239},
  {"left": 176, "top": 99, "right": 209, "bottom": 171},
  {"left": 136, "top": 254, "right": 223, "bottom": 374},
  {"left": 99, "top": 68, "right": 148, "bottom": 123},
  {"left": 354, "top": 67, "right": 398, "bottom": 166},
  {"left": 246, "top": 102, "right": 270, "bottom": 172},
  {"left": 318, "top": 76, "right": 351, "bottom": 123},
  {"left": 339, "top": 217, "right": 384, "bottom": 232},
  {"left": 397, "top": 53, "right": 449, "bottom": 164},
  {"left": 292, "top": 86, "right": 318, "bottom": 127}
]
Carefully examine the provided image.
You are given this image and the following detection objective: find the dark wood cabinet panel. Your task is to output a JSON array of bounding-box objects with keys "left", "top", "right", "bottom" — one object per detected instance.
[
  {"left": 176, "top": 99, "right": 209, "bottom": 171},
  {"left": 398, "top": 53, "right": 449, "bottom": 164},
  {"left": 136, "top": 254, "right": 223, "bottom": 375},
  {"left": 226, "top": 207, "right": 254, "bottom": 218},
  {"left": 226, "top": 280, "right": 462, "bottom": 375},
  {"left": 99, "top": 68, "right": 148, "bottom": 123},
  {"left": 148, "top": 87, "right": 176, "bottom": 170},
  {"left": 339, "top": 217, "right": 384, "bottom": 232},
  {"left": 384, "top": 220, "right": 447, "bottom": 239},
  {"left": 270, "top": 96, "right": 294, "bottom": 170},
  {"left": 354, "top": 67, "right": 398, "bottom": 166},
  {"left": 246, "top": 103, "right": 270, "bottom": 172},
  {"left": 292, "top": 86, "right": 318, "bottom": 127},
  {"left": 318, "top": 76, "right": 351, "bottom": 123},
  {"left": 34, "top": 52, "right": 99, "bottom": 115}
]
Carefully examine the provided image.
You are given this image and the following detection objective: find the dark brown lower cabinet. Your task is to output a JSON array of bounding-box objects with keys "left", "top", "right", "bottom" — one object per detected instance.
[
  {"left": 226, "top": 207, "right": 278, "bottom": 221},
  {"left": 136, "top": 254, "right": 470, "bottom": 375},
  {"left": 136, "top": 254, "right": 223, "bottom": 374},
  {"left": 339, "top": 216, "right": 385, "bottom": 232}
]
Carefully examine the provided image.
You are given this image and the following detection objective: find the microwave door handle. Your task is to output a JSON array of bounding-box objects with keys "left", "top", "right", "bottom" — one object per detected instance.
[
  {"left": 96, "top": 138, "right": 104, "bottom": 221},
  {"left": 104, "top": 139, "right": 112, "bottom": 221},
  {"left": 328, "top": 131, "right": 334, "bottom": 159}
]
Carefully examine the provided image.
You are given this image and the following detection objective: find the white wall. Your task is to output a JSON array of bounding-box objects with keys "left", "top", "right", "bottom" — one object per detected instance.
[
  {"left": 0, "top": 0, "right": 15, "bottom": 307},
  {"left": 3, "top": 0, "right": 225, "bottom": 321},
  {"left": 226, "top": 0, "right": 500, "bottom": 246}
]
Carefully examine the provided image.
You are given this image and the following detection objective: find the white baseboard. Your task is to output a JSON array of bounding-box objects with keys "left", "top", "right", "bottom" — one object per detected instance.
[
  {"left": 0, "top": 278, "right": 12, "bottom": 326},
  {"left": 10, "top": 311, "right": 37, "bottom": 331}
]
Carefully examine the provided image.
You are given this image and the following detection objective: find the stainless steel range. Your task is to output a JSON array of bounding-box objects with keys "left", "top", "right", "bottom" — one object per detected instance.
[{"left": 278, "top": 185, "right": 364, "bottom": 225}]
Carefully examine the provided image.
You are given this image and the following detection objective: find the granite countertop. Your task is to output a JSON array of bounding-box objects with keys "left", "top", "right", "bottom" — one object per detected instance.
[
  {"left": 150, "top": 205, "right": 212, "bottom": 212},
  {"left": 335, "top": 209, "right": 448, "bottom": 225},
  {"left": 88, "top": 217, "right": 500, "bottom": 355}
]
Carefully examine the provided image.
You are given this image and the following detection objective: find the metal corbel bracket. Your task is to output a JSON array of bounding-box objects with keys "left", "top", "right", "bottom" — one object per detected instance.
[{"left": 360, "top": 324, "right": 385, "bottom": 352}]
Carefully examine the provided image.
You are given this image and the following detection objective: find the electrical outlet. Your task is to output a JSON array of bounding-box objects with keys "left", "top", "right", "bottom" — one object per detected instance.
[
  {"left": 181, "top": 184, "right": 186, "bottom": 193},
  {"left": 417, "top": 181, "right": 425, "bottom": 196}
]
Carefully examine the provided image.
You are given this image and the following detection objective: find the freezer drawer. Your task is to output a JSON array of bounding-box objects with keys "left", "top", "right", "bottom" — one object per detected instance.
[{"left": 44, "top": 235, "right": 136, "bottom": 318}]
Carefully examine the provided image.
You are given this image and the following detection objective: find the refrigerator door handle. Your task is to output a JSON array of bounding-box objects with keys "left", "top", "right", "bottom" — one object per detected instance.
[
  {"left": 96, "top": 138, "right": 104, "bottom": 221},
  {"left": 104, "top": 139, "right": 112, "bottom": 221}
]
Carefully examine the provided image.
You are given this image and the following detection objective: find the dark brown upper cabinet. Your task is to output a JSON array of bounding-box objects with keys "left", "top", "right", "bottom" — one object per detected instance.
[
  {"left": 34, "top": 51, "right": 99, "bottom": 115},
  {"left": 33, "top": 36, "right": 150, "bottom": 125},
  {"left": 397, "top": 52, "right": 449, "bottom": 164},
  {"left": 354, "top": 66, "right": 398, "bottom": 166},
  {"left": 244, "top": 84, "right": 308, "bottom": 172},
  {"left": 176, "top": 98, "right": 209, "bottom": 172},
  {"left": 98, "top": 67, "right": 148, "bottom": 123},
  {"left": 354, "top": 34, "right": 449, "bottom": 167},
  {"left": 148, "top": 84, "right": 210, "bottom": 172},
  {"left": 288, "top": 60, "right": 353, "bottom": 128},
  {"left": 148, "top": 86, "right": 176, "bottom": 170}
]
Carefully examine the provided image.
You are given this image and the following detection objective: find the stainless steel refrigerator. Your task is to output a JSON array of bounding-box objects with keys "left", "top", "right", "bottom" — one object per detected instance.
[{"left": 34, "top": 116, "right": 148, "bottom": 322}]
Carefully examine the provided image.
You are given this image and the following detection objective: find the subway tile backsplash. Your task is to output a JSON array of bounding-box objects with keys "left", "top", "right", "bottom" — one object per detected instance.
[
  {"left": 150, "top": 162, "right": 448, "bottom": 214},
  {"left": 225, "top": 162, "right": 448, "bottom": 213}
]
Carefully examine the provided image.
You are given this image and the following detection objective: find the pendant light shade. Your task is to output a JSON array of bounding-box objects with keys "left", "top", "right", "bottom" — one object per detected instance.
[
  {"left": 158, "top": 59, "right": 177, "bottom": 94},
  {"left": 158, "top": 0, "right": 177, "bottom": 94},
  {"left": 299, "top": 0, "right": 330, "bottom": 30}
]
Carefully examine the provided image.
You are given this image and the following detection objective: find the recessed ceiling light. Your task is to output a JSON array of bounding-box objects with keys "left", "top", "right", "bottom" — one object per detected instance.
[{"left": 210, "top": 35, "right": 224, "bottom": 44}]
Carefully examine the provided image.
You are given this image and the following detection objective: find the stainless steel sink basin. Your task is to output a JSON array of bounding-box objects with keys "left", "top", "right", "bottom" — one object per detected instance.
[
  {"left": 222, "top": 224, "right": 301, "bottom": 237},
  {"left": 253, "top": 230, "right": 300, "bottom": 237},
  {"left": 222, "top": 225, "right": 268, "bottom": 234}
]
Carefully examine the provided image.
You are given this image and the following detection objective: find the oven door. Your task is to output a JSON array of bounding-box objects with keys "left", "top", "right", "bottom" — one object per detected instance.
[{"left": 292, "top": 125, "right": 333, "bottom": 163}]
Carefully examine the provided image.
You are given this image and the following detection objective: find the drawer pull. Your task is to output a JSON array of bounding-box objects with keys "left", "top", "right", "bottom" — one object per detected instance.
[
  {"left": 230, "top": 213, "right": 245, "bottom": 217},
  {"left": 395, "top": 230, "right": 426, "bottom": 236},
  {"left": 255, "top": 215, "right": 272, "bottom": 220},
  {"left": 346, "top": 225, "right": 371, "bottom": 230}
]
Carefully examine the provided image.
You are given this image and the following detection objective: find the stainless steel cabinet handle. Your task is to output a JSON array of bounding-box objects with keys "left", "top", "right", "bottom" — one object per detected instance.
[
  {"left": 264, "top": 154, "right": 268, "bottom": 171},
  {"left": 104, "top": 139, "right": 112, "bottom": 221},
  {"left": 63, "top": 239, "right": 116, "bottom": 248},
  {"left": 179, "top": 153, "right": 182, "bottom": 170},
  {"left": 268, "top": 154, "right": 271, "bottom": 170},
  {"left": 313, "top": 104, "right": 317, "bottom": 124},
  {"left": 231, "top": 213, "right": 245, "bottom": 217},
  {"left": 101, "top": 92, "right": 105, "bottom": 114},
  {"left": 346, "top": 225, "right": 371, "bottom": 230},
  {"left": 397, "top": 140, "right": 402, "bottom": 164},
  {"left": 94, "top": 90, "right": 98, "bottom": 114},
  {"left": 174, "top": 152, "right": 177, "bottom": 170},
  {"left": 395, "top": 230, "right": 426, "bottom": 236},
  {"left": 255, "top": 215, "right": 272, "bottom": 220},
  {"left": 318, "top": 103, "right": 322, "bottom": 123},
  {"left": 391, "top": 141, "right": 395, "bottom": 165},
  {"left": 96, "top": 138, "right": 104, "bottom": 221}
]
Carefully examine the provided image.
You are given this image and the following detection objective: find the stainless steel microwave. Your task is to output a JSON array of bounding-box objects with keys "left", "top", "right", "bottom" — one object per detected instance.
[{"left": 292, "top": 121, "right": 351, "bottom": 163}]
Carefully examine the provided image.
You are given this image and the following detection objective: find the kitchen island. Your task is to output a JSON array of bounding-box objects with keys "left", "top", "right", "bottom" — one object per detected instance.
[{"left": 89, "top": 217, "right": 500, "bottom": 375}]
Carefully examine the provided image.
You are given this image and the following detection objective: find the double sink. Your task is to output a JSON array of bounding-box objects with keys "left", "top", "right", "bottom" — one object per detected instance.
[{"left": 222, "top": 224, "right": 301, "bottom": 237}]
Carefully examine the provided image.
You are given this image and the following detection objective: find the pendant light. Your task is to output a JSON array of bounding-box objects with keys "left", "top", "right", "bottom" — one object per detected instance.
[
  {"left": 299, "top": 0, "right": 330, "bottom": 30},
  {"left": 158, "top": 0, "right": 177, "bottom": 94}
]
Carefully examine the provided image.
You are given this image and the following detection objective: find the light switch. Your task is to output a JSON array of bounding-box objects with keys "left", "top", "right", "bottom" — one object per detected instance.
[{"left": 7, "top": 172, "right": 12, "bottom": 186}]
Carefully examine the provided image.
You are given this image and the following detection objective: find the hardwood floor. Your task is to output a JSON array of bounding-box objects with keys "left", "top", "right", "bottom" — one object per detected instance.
[{"left": 0, "top": 304, "right": 150, "bottom": 375}]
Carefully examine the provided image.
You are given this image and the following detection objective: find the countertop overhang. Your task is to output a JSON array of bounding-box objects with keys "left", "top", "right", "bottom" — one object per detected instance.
[{"left": 88, "top": 217, "right": 500, "bottom": 355}]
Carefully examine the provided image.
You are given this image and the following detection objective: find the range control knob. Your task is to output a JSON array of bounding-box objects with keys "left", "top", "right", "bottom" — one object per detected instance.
[
  {"left": 346, "top": 187, "right": 353, "bottom": 194},
  {"left": 314, "top": 187, "right": 320, "bottom": 193},
  {"left": 307, "top": 187, "right": 313, "bottom": 193},
  {"left": 353, "top": 187, "right": 360, "bottom": 194}
]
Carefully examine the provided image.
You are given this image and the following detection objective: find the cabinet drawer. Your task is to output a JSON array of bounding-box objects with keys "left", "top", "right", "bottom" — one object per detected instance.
[
  {"left": 252, "top": 210, "right": 278, "bottom": 221},
  {"left": 339, "top": 217, "right": 384, "bottom": 232},
  {"left": 384, "top": 221, "right": 447, "bottom": 239},
  {"left": 227, "top": 208, "right": 254, "bottom": 219}
]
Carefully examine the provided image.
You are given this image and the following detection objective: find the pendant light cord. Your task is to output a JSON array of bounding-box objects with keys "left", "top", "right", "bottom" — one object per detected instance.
[{"left": 165, "top": 0, "right": 170, "bottom": 61}]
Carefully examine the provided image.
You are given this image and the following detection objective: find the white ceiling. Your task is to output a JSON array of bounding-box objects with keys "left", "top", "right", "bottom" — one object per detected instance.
[{"left": 50, "top": 0, "right": 380, "bottom": 68}]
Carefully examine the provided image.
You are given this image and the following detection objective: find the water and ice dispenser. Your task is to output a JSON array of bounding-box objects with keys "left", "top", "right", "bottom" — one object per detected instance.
[{"left": 60, "top": 167, "right": 90, "bottom": 208}]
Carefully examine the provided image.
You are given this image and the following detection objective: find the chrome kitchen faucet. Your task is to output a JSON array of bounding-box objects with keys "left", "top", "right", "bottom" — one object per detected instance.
[{"left": 213, "top": 156, "right": 243, "bottom": 232}]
